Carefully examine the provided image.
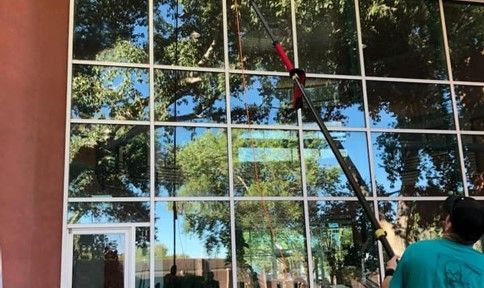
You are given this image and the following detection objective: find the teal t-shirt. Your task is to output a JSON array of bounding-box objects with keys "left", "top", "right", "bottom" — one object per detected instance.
[{"left": 390, "top": 239, "right": 484, "bottom": 288}]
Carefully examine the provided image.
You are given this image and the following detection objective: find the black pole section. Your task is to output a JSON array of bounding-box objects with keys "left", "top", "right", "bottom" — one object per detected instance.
[
  {"left": 294, "top": 79, "right": 395, "bottom": 258},
  {"left": 249, "top": 1, "right": 278, "bottom": 43},
  {"left": 248, "top": 0, "right": 395, "bottom": 258}
]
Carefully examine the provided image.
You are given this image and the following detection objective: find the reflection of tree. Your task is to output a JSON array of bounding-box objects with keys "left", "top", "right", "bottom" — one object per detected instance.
[
  {"left": 154, "top": 0, "right": 224, "bottom": 67},
  {"left": 379, "top": 201, "right": 444, "bottom": 255},
  {"left": 374, "top": 133, "right": 462, "bottom": 197},
  {"left": 69, "top": 124, "right": 150, "bottom": 197},
  {"left": 360, "top": 0, "right": 446, "bottom": 79},
  {"left": 166, "top": 129, "right": 378, "bottom": 286},
  {"left": 73, "top": 0, "right": 148, "bottom": 61},
  {"left": 68, "top": 0, "right": 484, "bottom": 285},
  {"left": 304, "top": 131, "right": 370, "bottom": 197},
  {"left": 296, "top": 0, "right": 359, "bottom": 75},
  {"left": 309, "top": 202, "right": 379, "bottom": 286},
  {"left": 444, "top": 2, "right": 484, "bottom": 82}
]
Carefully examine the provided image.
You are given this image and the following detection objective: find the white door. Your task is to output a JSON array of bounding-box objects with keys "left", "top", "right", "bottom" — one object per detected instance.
[{"left": 66, "top": 227, "right": 133, "bottom": 288}]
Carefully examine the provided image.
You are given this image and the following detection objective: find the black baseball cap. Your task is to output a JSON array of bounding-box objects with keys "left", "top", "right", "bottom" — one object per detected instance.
[{"left": 443, "top": 196, "right": 484, "bottom": 243}]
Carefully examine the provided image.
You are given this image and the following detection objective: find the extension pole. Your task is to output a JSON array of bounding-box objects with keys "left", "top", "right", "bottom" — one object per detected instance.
[{"left": 248, "top": 0, "right": 395, "bottom": 258}]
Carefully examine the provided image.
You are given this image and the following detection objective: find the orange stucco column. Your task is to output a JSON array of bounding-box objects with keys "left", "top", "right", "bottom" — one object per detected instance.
[{"left": 0, "top": 0, "right": 68, "bottom": 287}]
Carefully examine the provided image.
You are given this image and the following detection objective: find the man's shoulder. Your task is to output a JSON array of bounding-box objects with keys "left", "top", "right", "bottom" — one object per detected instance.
[
  {"left": 405, "top": 239, "right": 442, "bottom": 251},
  {"left": 406, "top": 239, "right": 484, "bottom": 261}
]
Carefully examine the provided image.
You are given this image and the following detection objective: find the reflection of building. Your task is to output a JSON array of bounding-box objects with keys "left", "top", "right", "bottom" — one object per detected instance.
[{"left": 1, "top": 0, "right": 483, "bottom": 287}]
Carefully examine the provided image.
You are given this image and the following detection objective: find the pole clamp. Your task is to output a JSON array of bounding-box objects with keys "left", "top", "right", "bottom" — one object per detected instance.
[{"left": 375, "top": 228, "right": 387, "bottom": 240}]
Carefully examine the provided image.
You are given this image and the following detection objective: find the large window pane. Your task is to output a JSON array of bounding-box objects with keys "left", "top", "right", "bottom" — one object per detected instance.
[
  {"left": 232, "top": 129, "right": 302, "bottom": 197},
  {"left": 227, "top": 0, "right": 293, "bottom": 71},
  {"left": 455, "top": 85, "right": 484, "bottom": 131},
  {"left": 230, "top": 74, "right": 297, "bottom": 125},
  {"left": 68, "top": 202, "right": 150, "bottom": 224},
  {"left": 462, "top": 135, "right": 484, "bottom": 196},
  {"left": 296, "top": 0, "right": 360, "bottom": 75},
  {"left": 69, "top": 124, "right": 150, "bottom": 198},
  {"left": 153, "top": 0, "right": 224, "bottom": 67},
  {"left": 372, "top": 133, "right": 464, "bottom": 197},
  {"left": 235, "top": 200, "right": 308, "bottom": 288},
  {"left": 71, "top": 65, "right": 149, "bottom": 121},
  {"left": 360, "top": 0, "right": 447, "bottom": 79},
  {"left": 444, "top": 2, "right": 484, "bottom": 82},
  {"left": 154, "top": 201, "right": 232, "bottom": 288},
  {"left": 155, "top": 127, "right": 228, "bottom": 197},
  {"left": 73, "top": 0, "right": 148, "bottom": 63},
  {"left": 304, "top": 131, "right": 371, "bottom": 197},
  {"left": 309, "top": 201, "right": 380, "bottom": 287},
  {"left": 302, "top": 79, "right": 365, "bottom": 128},
  {"left": 367, "top": 82, "right": 454, "bottom": 130},
  {"left": 154, "top": 70, "right": 226, "bottom": 123}
]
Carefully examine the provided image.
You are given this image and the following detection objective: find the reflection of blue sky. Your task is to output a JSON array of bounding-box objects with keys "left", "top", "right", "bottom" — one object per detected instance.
[
  {"left": 162, "top": 71, "right": 226, "bottom": 123},
  {"left": 302, "top": 80, "right": 365, "bottom": 128},
  {"left": 156, "top": 2, "right": 184, "bottom": 26},
  {"left": 73, "top": 67, "right": 149, "bottom": 120},
  {"left": 155, "top": 202, "right": 228, "bottom": 258},
  {"left": 369, "top": 83, "right": 453, "bottom": 129},
  {"left": 133, "top": 24, "right": 148, "bottom": 46},
  {"left": 304, "top": 131, "right": 371, "bottom": 192},
  {"left": 231, "top": 75, "right": 295, "bottom": 125}
]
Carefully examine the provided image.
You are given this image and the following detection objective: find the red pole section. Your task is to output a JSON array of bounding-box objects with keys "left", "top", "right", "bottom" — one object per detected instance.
[{"left": 274, "top": 42, "right": 294, "bottom": 71}]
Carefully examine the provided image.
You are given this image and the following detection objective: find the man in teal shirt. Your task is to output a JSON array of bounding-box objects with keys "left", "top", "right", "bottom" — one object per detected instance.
[{"left": 383, "top": 196, "right": 484, "bottom": 288}]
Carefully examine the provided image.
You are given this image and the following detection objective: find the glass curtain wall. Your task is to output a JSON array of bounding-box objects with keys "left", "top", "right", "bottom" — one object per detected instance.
[{"left": 65, "top": 0, "right": 484, "bottom": 287}]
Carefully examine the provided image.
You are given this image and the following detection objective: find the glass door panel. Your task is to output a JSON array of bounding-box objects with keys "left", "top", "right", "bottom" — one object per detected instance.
[{"left": 68, "top": 228, "right": 131, "bottom": 288}]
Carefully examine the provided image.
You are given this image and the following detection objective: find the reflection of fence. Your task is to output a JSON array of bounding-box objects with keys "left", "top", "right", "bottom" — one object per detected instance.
[{"left": 154, "top": 258, "right": 231, "bottom": 288}]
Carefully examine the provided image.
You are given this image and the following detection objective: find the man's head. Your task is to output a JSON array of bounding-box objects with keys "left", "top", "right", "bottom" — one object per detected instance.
[
  {"left": 443, "top": 196, "right": 484, "bottom": 243},
  {"left": 170, "top": 265, "right": 177, "bottom": 275}
]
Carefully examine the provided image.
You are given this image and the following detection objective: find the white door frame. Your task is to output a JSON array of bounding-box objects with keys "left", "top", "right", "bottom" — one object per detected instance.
[{"left": 66, "top": 227, "right": 134, "bottom": 288}]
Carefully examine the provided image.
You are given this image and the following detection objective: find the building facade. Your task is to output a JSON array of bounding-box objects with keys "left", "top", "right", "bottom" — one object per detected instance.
[{"left": 1, "top": 0, "right": 483, "bottom": 287}]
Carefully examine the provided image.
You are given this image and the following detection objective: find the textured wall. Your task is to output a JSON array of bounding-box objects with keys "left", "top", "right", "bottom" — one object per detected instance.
[{"left": 0, "top": 0, "right": 68, "bottom": 287}]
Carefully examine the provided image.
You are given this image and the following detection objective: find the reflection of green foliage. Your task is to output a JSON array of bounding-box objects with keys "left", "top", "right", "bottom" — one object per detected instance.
[
  {"left": 444, "top": 3, "right": 484, "bottom": 82},
  {"left": 387, "top": 202, "right": 444, "bottom": 246},
  {"left": 177, "top": 131, "right": 228, "bottom": 196},
  {"left": 361, "top": 0, "right": 446, "bottom": 79},
  {"left": 310, "top": 202, "right": 378, "bottom": 285},
  {"left": 72, "top": 42, "right": 149, "bottom": 121},
  {"left": 154, "top": 0, "right": 224, "bottom": 67},
  {"left": 154, "top": 70, "right": 226, "bottom": 122},
  {"left": 235, "top": 201, "right": 306, "bottom": 281},
  {"left": 70, "top": 125, "right": 149, "bottom": 197},
  {"left": 73, "top": 0, "right": 148, "bottom": 61},
  {"left": 232, "top": 130, "right": 301, "bottom": 197},
  {"left": 68, "top": 202, "right": 150, "bottom": 225},
  {"left": 304, "top": 134, "right": 363, "bottom": 196},
  {"left": 178, "top": 202, "right": 230, "bottom": 256},
  {"left": 375, "top": 133, "right": 462, "bottom": 196},
  {"left": 295, "top": 0, "right": 359, "bottom": 74}
]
